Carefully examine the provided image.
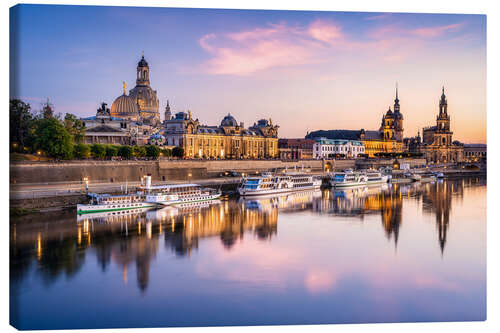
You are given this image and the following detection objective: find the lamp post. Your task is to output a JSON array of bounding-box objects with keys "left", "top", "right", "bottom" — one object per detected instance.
[{"left": 83, "top": 177, "right": 89, "bottom": 193}]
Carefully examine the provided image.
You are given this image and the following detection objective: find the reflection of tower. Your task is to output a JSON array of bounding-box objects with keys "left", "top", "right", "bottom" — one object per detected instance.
[
  {"left": 422, "top": 180, "right": 464, "bottom": 254},
  {"left": 379, "top": 190, "right": 403, "bottom": 247}
]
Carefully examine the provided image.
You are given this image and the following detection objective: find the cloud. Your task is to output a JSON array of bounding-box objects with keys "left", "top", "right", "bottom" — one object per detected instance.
[
  {"left": 198, "top": 20, "right": 344, "bottom": 76},
  {"left": 410, "top": 23, "right": 464, "bottom": 38},
  {"left": 197, "top": 19, "right": 467, "bottom": 75},
  {"left": 364, "top": 13, "right": 392, "bottom": 21}
]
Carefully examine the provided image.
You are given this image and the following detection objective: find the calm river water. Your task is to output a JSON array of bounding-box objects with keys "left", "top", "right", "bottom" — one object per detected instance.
[{"left": 10, "top": 177, "right": 486, "bottom": 329}]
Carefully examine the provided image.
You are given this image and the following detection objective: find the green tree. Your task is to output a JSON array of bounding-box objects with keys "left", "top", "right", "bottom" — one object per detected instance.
[
  {"left": 10, "top": 99, "right": 34, "bottom": 152},
  {"left": 118, "top": 145, "right": 133, "bottom": 159},
  {"left": 172, "top": 147, "right": 184, "bottom": 158},
  {"left": 31, "top": 117, "right": 74, "bottom": 159},
  {"left": 90, "top": 144, "right": 106, "bottom": 159},
  {"left": 105, "top": 145, "right": 119, "bottom": 158},
  {"left": 64, "top": 113, "right": 85, "bottom": 144},
  {"left": 133, "top": 146, "right": 147, "bottom": 158},
  {"left": 74, "top": 143, "right": 90, "bottom": 159},
  {"left": 161, "top": 148, "right": 172, "bottom": 157},
  {"left": 145, "top": 145, "right": 160, "bottom": 159}
]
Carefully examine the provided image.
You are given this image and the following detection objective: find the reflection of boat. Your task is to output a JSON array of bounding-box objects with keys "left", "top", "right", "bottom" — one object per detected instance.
[
  {"left": 329, "top": 170, "right": 367, "bottom": 188},
  {"left": 77, "top": 193, "right": 155, "bottom": 215},
  {"left": 144, "top": 183, "right": 221, "bottom": 206},
  {"left": 238, "top": 172, "right": 322, "bottom": 196},
  {"left": 239, "top": 189, "right": 320, "bottom": 211},
  {"left": 76, "top": 205, "right": 153, "bottom": 221}
]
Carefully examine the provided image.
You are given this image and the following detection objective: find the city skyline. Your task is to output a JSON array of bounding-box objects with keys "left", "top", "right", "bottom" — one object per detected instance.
[{"left": 10, "top": 5, "right": 486, "bottom": 143}]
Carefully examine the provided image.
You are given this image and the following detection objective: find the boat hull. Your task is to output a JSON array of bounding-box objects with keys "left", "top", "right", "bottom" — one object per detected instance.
[
  {"left": 238, "top": 184, "right": 321, "bottom": 197},
  {"left": 77, "top": 202, "right": 156, "bottom": 215},
  {"left": 151, "top": 193, "right": 222, "bottom": 205}
]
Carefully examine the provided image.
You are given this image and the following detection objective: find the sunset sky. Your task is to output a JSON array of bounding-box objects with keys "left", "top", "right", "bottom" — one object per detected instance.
[{"left": 10, "top": 5, "right": 486, "bottom": 143}]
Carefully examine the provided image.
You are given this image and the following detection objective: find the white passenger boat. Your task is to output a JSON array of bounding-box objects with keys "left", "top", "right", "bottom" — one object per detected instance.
[
  {"left": 77, "top": 193, "right": 155, "bottom": 215},
  {"left": 238, "top": 172, "right": 322, "bottom": 197},
  {"left": 365, "top": 170, "right": 390, "bottom": 185},
  {"left": 144, "top": 183, "right": 221, "bottom": 206},
  {"left": 329, "top": 170, "right": 368, "bottom": 188}
]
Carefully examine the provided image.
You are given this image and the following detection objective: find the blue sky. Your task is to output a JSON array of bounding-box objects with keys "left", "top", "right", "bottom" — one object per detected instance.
[{"left": 10, "top": 4, "right": 486, "bottom": 142}]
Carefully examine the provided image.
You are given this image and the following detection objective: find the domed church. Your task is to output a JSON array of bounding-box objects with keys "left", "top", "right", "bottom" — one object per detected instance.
[{"left": 110, "top": 53, "right": 160, "bottom": 125}]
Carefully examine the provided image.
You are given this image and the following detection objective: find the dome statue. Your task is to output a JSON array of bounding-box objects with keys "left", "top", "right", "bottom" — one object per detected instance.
[{"left": 110, "top": 82, "right": 139, "bottom": 120}]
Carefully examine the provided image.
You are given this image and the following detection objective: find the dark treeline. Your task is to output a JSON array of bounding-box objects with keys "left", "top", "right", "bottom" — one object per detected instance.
[{"left": 10, "top": 99, "right": 183, "bottom": 160}]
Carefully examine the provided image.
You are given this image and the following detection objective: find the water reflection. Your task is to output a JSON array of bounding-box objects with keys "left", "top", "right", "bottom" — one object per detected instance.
[{"left": 10, "top": 177, "right": 485, "bottom": 295}]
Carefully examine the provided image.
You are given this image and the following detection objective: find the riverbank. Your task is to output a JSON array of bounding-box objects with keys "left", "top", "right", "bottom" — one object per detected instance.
[{"left": 10, "top": 169, "right": 485, "bottom": 212}]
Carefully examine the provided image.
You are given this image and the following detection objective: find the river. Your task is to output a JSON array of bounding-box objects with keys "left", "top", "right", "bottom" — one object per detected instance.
[{"left": 10, "top": 177, "right": 486, "bottom": 329}]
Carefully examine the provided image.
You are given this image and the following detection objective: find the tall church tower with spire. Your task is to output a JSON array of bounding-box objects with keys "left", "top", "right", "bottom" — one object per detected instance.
[
  {"left": 434, "top": 87, "right": 452, "bottom": 145},
  {"left": 393, "top": 84, "right": 404, "bottom": 141}
]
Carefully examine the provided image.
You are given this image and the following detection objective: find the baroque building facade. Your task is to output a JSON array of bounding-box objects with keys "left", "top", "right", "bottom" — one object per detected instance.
[
  {"left": 306, "top": 87, "right": 404, "bottom": 157},
  {"left": 419, "top": 88, "right": 463, "bottom": 163},
  {"left": 164, "top": 111, "right": 279, "bottom": 159},
  {"left": 109, "top": 53, "right": 160, "bottom": 125},
  {"left": 82, "top": 102, "right": 154, "bottom": 145}
]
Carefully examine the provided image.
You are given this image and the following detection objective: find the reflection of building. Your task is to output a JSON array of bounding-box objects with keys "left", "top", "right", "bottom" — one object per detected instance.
[
  {"left": 419, "top": 88, "right": 464, "bottom": 163},
  {"left": 278, "top": 138, "right": 315, "bottom": 160},
  {"left": 306, "top": 87, "right": 404, "bottom": 157},
  {"left": 422, "top": 180, "right": 464, "bottom": 254},
  {"left": 164, "top": 112, "right": 279, "bottom": 159}
]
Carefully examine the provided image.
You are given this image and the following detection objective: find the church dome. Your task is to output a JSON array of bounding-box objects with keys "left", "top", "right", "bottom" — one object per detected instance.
[
  {"left": 110, "top": 94, "right": 138, "bottom": 118},
  {"left": 221, "top": 113, "right": 238, "bottom": 127},
  {"left": 385, "top": 107, "right": 394, "bottom": 117}
]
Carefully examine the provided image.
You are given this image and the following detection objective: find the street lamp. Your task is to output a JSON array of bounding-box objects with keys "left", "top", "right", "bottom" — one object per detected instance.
[{"left": 83, "top": 177, "right": 89, "bottom": 193}]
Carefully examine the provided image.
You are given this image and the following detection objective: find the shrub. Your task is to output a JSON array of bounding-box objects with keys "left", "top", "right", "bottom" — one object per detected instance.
[
  {"left": 133, "top": 146, "right": 147, "bottom": 158},
  {"left": 145, "top": 145, "right": 160, "bottom": 159},
  {"left": 118, "top": 145, "right": 133, "bottom": 159},
  {"left": 105, "top": 145, "right": 119, "bottom": 158},
  {"left": 90, "top": 144, "right": 106, "bottom": 159},
  {"left": 172, "top": 147, "right": 184, "bottom": 158},
  {"left": 74, "top": 144, "right": 91, "bottom": 159}
]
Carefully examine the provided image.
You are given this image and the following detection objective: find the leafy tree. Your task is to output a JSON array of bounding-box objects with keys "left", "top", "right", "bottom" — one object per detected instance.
[
  {"left": 31, "top": 117, "right": 73, "bottom": 159},
  {"left": 133, "top": 146, "right": 147, "bottom": 158},
  {"left": 172, "top": 147, "right": 184, "bottom": 158},
  {"left": 74, "top": 144, "right": 90, "bottom": 159},
  {"left": 90, "top": 144, "right": 106, "bottom": 159},
  {"left": 41, "top": 99, "right": 54, "bottom": 119},
  {"left": 145, "top": 145, "right": 160, "bottom": 159},
  {"left": 64, "top": 113, "right": 85, "bottom": 144},
  {"left": 161, "top": 148, "right": 172, "bottom": 157},
  {"left": 10, "top": 99, "right": 34, "bottom": 152},
  {"left": 105, "top": 145, "right": 119, "bottom": 158},
  {"left": 118, "top": 145, "right": 133, "bottom": 159}
]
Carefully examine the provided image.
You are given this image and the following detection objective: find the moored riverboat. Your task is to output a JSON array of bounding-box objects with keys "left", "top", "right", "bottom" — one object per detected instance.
[
  {"left": 77, "top": 193, "right": 155, "bottom": 215},
  {"left": 238, "top": 172, "right": 322, "bottom": 196},
  {"left": 329, "top": 170, "right": 368, "bottom": 188}
]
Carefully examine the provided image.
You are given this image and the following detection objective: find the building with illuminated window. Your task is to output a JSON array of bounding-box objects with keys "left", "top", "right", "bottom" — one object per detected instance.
[
  {"left": 164, "top": 111, "right": 279, "bottom": 159},
  {"left": 306, "top": 87, "right": 404, "bottom": 157}
]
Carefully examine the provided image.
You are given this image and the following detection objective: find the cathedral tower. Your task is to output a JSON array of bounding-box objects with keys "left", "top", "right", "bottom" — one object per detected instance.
[
  {"left": 435, "top": 87, "right": 452, "bottom": 146},
  {"left": 136, "top": 51, "right": 150, "bottom": 86},
  {"left": 393, "top": 84, "right": 404, "bottom": 141}
]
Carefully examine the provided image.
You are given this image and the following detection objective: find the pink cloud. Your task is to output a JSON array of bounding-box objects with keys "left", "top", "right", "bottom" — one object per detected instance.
[
  {"left": 198, "top": 20, "right": 344, "bottom": 76},
  {"left": 197, "top": 20, "right": 467, "bottom": 75},
  {"left": 411, "top": 23, "right": 464, "bottom": 38},
  {"left": 307, "top": 19, "right": 343, "bottom": 44}
]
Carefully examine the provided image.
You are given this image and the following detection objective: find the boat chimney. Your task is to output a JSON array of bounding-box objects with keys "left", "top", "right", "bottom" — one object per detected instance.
[{"left": 145, "top": 175, "right": 152, "bottom": 190}]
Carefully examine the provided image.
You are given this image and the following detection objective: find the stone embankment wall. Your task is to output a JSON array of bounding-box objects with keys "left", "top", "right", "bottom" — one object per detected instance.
[
  {"left": 10, "top": 158, "right": 428, "bottom": 185},
  {"left": 11, "top": 159, "right": 327, "bottom": 185}
]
